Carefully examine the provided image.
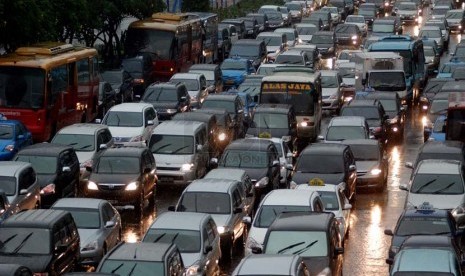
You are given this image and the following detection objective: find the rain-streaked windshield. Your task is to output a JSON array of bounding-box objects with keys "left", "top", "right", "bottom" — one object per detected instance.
[
  {"left": 222, "top": 150, "right": 269, "bottom": 168},
  {"left": 51, "top": 134, "right": 95, "bottom": 152},
  {"left": 178, "top": 192, "right": 231, "bottom": 214},
  {"left": 104, "top": 111, "right": 143, "bottom": 127},
  {"left": 411, "top": 173, "right": 464, "bottom": 194},
  {"left": 96, "top": 157, "right": 140, "bottom": 174},
  {"left": 265, "top": 231, "right": 328, "bottom": 257},
  {"left": 143, "top": 87, "right": 178, "bottom": 102},
  {"left": 326, "top": 126, "right": 367, "bottom": 141},
  {"left": 52, "top": 207, "right": 101, "bottom": 229},
  {"left": 296, "top": 154, "right": 344, "bottom": 173},
  {"left": 0, "top": 125, "right": 13, "bottom": 139},
  {"left": 252, "top": 113, "right": 289, "bottom": 128},
  {"left": 0, "top": 228, "right": 50, "bottom": 254},
  {"left": 254, "top": 205, "right": 310, "bottom": 227},
  {"left": 143, "top": 229, "right": 201, "bottom": 253},
  {"left": 258, "top": 36, "right": 283, "bottom": 46},
  {"left": 171, "top": 78, "right": 199, "bottom": 91},
  {"left": 396, "top": 217, "right": 451, "bottom": 236},
  {"left": 349, "top": 144, "right": 380, "bottom": 161}
]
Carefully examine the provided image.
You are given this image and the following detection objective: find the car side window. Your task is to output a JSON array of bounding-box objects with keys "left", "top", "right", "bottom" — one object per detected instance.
[
  {"left": 196, "top": 128, "right": 207, "bottom": 146},
  {"left": 102, "top": 203, "right": 114, "bottom": 223},
  {"left": 145, "top": 107, "right": 157, "bottom": 124},
  {"left": 19, "top": 167, "right": 36, "bottom": 191},
  {"left": 61, "top": 151, "right": 73, "bottom": 167}
]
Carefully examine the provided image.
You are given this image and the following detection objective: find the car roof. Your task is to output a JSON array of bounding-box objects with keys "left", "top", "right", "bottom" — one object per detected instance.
[
  {"left": 147, "top": 82, "right": 183, "bottom": 89},
  {"left": 258, "top": 32, "right": 284, "bottom": 37},
  {"left": 108, "top": 102, "right": 153, "bottom": 112},
  {"left": 416, "top": 159, "right": 462, "bottom": 174},
  {"left": 279, "top": 50, "right": 304, "bottom": 56},
  {"left": 17, "top": 143, "right": 73, "bottom": 157},
  {"left": 170, "top": 72, "right": 203, "bottom": 80},
  {"left": 345, "top": 99, "right": 379, "bottom": 107},
  {"left": 184, "top": 178, "right": 240, "bottom": 193},
  {"left": 313, "top": 31, "right": 334, "bottom": 36},
  {"left": 234, "top": 254, "right": 301, "bottom": 275},
  {"left": 301, "top": 143, "right": 349, "bottom": 155},
  {"left": 269, "top": 211, "right": 334, "bottom": 232},
  {"left": 254, "top": 104, "right": 293, "bottom": 114},
  {"left": 233, "top": 39, "right": 264, "bottom": 45},
  {"left": 274, "top": 28, "right": 297, "bottom": 32},
  {"left": 295, "top": 23, "right": 318, "bottom": 28},
  {"left": 106, "top": 242, "right": 174, "bottom": 262},
  {"left": 419, "top": 140, "right": 465, "bottom": 154},
  {"left": 296, "top": 182, "right": 344, "bottom": 192},
  {"left": 204, "top": 94, "right": 238, "bottom": 102},
  {"left": 51, "top": 198, "right": 107, "bottom": 209},
  {"left": 204, "top": 168, "right": 248, "bottom": 181},
  {"left": 99, "top": 146, "right": 146, "bottom": 158},
  {"left": 171, "top": 112, "right": 215, "bottom": 124},
  {"left": 56, "top": 123, "right": 109, "bottom": 135},
  {"left": 149, "top": 212, "right": 210, "bottom": 231},
  {"left": 225, "top": 138, "right": 274, "bottom": 152},
  {"left": 0, "top": 161, "right": 32, "bottom": 177},
  {"left": 1, "top": 209, "right": 70, "bottom": 229},
  {"left": 328, "top": 116, "right": 366, "bottom": 126},
  {"left": 153, "top": 120, "right": 205, "bottom": 135},
  {"left": 262, "top": 189, "right": 320, "bottom": 206}
]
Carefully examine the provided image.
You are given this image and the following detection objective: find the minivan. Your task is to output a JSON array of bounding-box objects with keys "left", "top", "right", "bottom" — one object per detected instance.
[
  {"left": 149, "top": 121, "right": 209, "bottom": 186},
  {"left": 229, "top": 39, "right": 267, "bottom": 69},
  {"left": 0, "top": 209, "right": 80, "bottom": 275}
]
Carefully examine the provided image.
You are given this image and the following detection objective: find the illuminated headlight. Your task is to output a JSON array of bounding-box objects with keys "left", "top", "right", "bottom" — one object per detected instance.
[
  {"left": 4, "top": 144, "right": 14, "bottom": 152},
  {"left": 300, "top": 121, "right": 308, "bottom": 127},
  {"left": 191, "top": 95, "right": 198, "bottom": 102},
  {"left": 217, "top": 226, "right": 229, "bottom": 234},
  {"left": 40, "top": 183, "right": 56, "bottom": 195},
  {"left": 385, "top": 2, "right": 389, "bottom": 6},
  {"left": 298, "top": 38, "right": 303, "bottom": 43},
  {"left": 218, "top": 132, "right": 227, "bottom": 141},
  {"left": 125, "top": 181, "right": 138, "bottom": 191},
  {"left": 181, "top": 163, "right": 194, "bottom": 172},
  {"left": 129, "top": 135, "right": 143, "bottom": 142},
  {"left": 351, "top": 35, "right": 358, "bottom": 40},
  {"left": 392, "top": 127, "right": 398, "bottom": 132},
  {"left": 460, "top": 25, "right": 462, "bottom": 29},
  {"left": 255, "top": 177, "right": 269, "bottom": 188},
  {"left": 166, "top": 109, "right": 177, "bottom": 114},
  {"left": 186, "top": 265, "right": 201, "bottom": 276},
  {"left": 422, "top": 105, "right": 428, "bottom": 110},
  {"left": 370, "top": 168, "right": 382, "bottom": 175},
  {"left": 87, "top": 181, "right": 98, "bottom": 190},
  {"left": 82, "top": 240, "right": 99, "bottom": 251}
]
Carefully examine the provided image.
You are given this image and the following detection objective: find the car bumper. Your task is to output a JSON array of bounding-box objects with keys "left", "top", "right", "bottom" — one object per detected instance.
[
  {"left": 322, "top": 98, "right": 340, "bottom": 110},
  {"left": 80, "top": 248, "right": 104, "bottom": 266},
  {"left": 84, "top": 189, "right": 141, "bottom": 206},
  {"left": 157, "top": 170, "right": 197, "bottom": 186},
  {"left": 0, "top": 151, "right": 15, "bottom": 161},
  {"left": 356, "top": 174, "right": 383, "bottom": 188}
]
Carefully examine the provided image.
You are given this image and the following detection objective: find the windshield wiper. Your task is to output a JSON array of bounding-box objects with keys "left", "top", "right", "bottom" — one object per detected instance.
[
  {"left": 67, "top": 142, "right": 78, "bottom": 146},
  {"left": 414, "top": 178, "right": 437, "bottom": 193},
  {"left": 111, "top": 263, "right": 124, "bottom": 274},
  {"left": 293, "top": 240, "right": 319, "bottom": 255},
  {"left": 0, "top": 234, "right": 17, "bottom": 248},
  {"left": 262, "top": 116, "right": 270, "bottom": 129},
  {"left": 10, "top": 232, "right": 33, "bottom": 255},
  {"left": 153, "top": 144, "right": 172, "bottom": 153},
  {"left": 172, "top": 145, "right": 190, "bottom": 154},
  {"left": 0, "top": 132, "right": 10, "bottom": 137},
  {"left": 152, "top": 233, "right": 166, "bottom": 243},
  {"left": 127, "top": 263, "right": 138, "bottom": 276},
  {"left": 432, "top": 182, "right": 456, "bottom": 194},
  {"left": 277, "top": 241, "right": 305, "bottom": 254},
  {"left": 171, "top": 233, "right": 179, "bottom": 243}
]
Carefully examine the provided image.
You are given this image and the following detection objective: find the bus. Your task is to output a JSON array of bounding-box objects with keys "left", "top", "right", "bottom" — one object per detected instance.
[
  {"left": 187, "top": 12, "right": 219, "bottom": 64},
  {"left": 260, "top": 74, "right": 322, "bottom": 146},
  {"left": 445, "top": 92, "right": 465, "bottom": 142},
  {"left": 0, "top": 42, "right": 99, "bottom": 142},
  {"left": 367, "top": 35, "right": 425, "bottom": 104},
  {"left": 124, "top": 12, "right": 203, "bottom": 82}
]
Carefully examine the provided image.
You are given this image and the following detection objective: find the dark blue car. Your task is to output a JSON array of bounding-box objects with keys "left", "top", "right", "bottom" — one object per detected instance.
[
  {"left": 0, "top": 118, "right": 33, "bottom": 160},
  {"left": 220, "top": 57, "right": 256, "bottom": 89}
]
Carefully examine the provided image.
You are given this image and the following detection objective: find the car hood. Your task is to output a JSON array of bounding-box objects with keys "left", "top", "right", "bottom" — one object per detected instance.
[
  {"left": 78, "top": 228, "right": 101, "bottom": 249},
  {"left": 236, "top": 167, "right": 268, "bottom": 181},
  {"left": 269, "top": 19, "right": 283, "bottom": 23},
  {"left": 149, "top": 102, "right": 179, "bottom": 110},
  {"left": 181, "top": 252, "right": 202, "bottom": 267},
  {"left": 36, "top": 174, "right": 57, "bottom": 188},
  {"left": 246, "top": 127, "right": 290, "bottom": 138},
  {"left": 210, "top": 214, "right": 231, "bottom": 229},
  {"left": 302, "top": 256, "right": 331, "bottom": 275},
  {"left": 292, "top": 172, "right": 345, "bottom": 184},
  {"left": 322, "top": 87, "right": 339, "bottom": 97},
  {"left": 222, "top": 70, "right": 247, "bottom": 78},
  {"left": 154, "top": 154, "right": 195, "bottom": 167},
  {"left": 355, "top": 160, "right": 379, "bottom": 173},
  {"left": 299, "top": 35, "right": 313, "bottom": 41},
  {"left": 108, "top": 126, "right": 142, "bottom": 139},
  {"left": 407, "top": 193, "right": 465, "bottom": 209},
  {"left": 76, "top": 151, "right": 94, "bottom": 164},
  {"left": 90, "top": 173, "right": 140, "bottom": 184},
  {"left": 0, "top": 254, "right": 51, "bottom": 272}
]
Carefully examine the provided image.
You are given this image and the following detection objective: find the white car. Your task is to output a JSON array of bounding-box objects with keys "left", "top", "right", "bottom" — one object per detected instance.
[
  {"left": 345, "top": 15, "right": 368, "bottom": 37},
  {"left": 294, "top": 181, "right": 352, "bottom": 242},
  {"left": 100, "top": 102, "right": 158, "bottom": 146},
  {"left": 321, "top": 6, "right": 341, "bottom": 26}
]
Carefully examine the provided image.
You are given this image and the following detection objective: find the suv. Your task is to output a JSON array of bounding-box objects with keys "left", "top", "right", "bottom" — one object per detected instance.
[
  {"left": 229, "top": 40, "right": 267, "bottom": 69},
  {"left": 340, "top": 99, "right": 389, "bottom": 144},
  {"left": 97, "top": 242, "right": 185, "bottom": 275},
  {"left": 275, "top": 49, "right": 312, "bottom": 67},
  {"left": 83, "top": 146, "right": 158, "bottom": 214},
  {"left": 14, "top": 144, "right": 80, "bottom": 207},
  {"left": 334, "top": 24, "right": 362, "bottom": 47},
  {"left": 141, "top": 82, "right": 191, "bottom": 121},
  {"left": 149, "top": 121, "right": 209, "bottom": 185},
  {"left": 169, "top": 178, "right": 248, "bottom": 262},
  {"left": 100, "top": 102, "right": 159, "bottom": 146},
  {"left": 170, "top": 73, "right": 209, "bottom": 110},
  {"left": 0, "top": 209, "right": 80, "bottom": 274}
]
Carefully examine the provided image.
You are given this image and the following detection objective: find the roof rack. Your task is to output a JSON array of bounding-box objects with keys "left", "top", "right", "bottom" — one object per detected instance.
[
  {"left": 15, "top": 43, "right": 75, "bottom": 56},
  {"left": 151, "top": 12, "right": 190, "bottom": 22}
]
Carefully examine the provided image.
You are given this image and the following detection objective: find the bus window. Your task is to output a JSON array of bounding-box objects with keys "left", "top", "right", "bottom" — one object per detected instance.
[
  {"left": 77, "top": 59, "right": 90, "bottom": 85},
  {"left": 51, "top": 65, "right": 68, "bottom": 95}
]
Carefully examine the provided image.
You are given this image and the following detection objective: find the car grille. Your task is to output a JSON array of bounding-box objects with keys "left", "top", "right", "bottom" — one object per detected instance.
[
  {"left": 98, "top": 183, "right": 126, "bottom": 191},
  {"left": 158, "top": 167, "right": 181, "bottom": 171}
]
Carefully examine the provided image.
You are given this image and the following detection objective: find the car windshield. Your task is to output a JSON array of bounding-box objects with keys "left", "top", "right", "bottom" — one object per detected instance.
[
  {"left": 143, "top": 229, "right": 201, "bottom": 253},
  {"left": 322, "top": 7, "right": 338, "bottom": 13},
  {"left": 0, "top": 176, "right": 15, "bottom": 196},
  {"left": 171, "top": 78, "right": 199, "bottom": 91},
  {"left": 373, "top": 24, "right": 394, "bottom": 33},
  {"left": 275, "top": 54, "right": 304, "bottom": 65},
  {"left": 143, "top": 87, "right": 178, "bottom": 102},
  {"left": 349, "top": 144, "right": 380, "bottom": 161},
  {"left": 178, "top": 192, "right": 231, "bottom": 214},
  {"left": 95, "top": 157, "right": 140, "bottom": 174},
  {"left": 265, "top": 231, "right": 328, "bottom": 257},
  {"left": 52, "top": 207, "right": 100, "bottom": 229},
  {"left": 319, "top": 191, "right": 340, "bottom": 210},
  {"left": 149, "top": 134, "right": 194, "bottom": 155},
  {"left": 335, "top": 25, "right": 357, "bottom": 34},
  {"left": 296, "top": 154, "right": 344, "bottom": 173},
  {"left": 0, "top": 228, "right": 50, "bottom": 254},
  {"left": 222, "top": 150, "right": 269, "bottom": 168},
  {"left": 202, "top": 100, "right": 236, "bottom": 113},
  {"left": 296, "top": 26, "right": 318, "bottom": 35},
  {"left": 358, "top": 9, "right": 375, "bottom": 16},
  {"left": 311, "top": 34, "right": 334, "bottom": 44},
  {"left": 220, "top": 60, "right": 247, "bottom": 71},
  {"left": 341, "top": 107, "right": 380, "bottom": 119},
  {"left": 252, "top": 112, "right": 289, "bottom": 129},
  {"left": 14, "top": 155, "right": 57, "bottom": 174},
  {"left": 368, "top": 71, "right": 406, "bottom": 91},
  {"left": 347, "top": 16, "right": 365, "bottom": 23},
  {"left": 257, "top": 66, "right": 277, "bottom": 76},
  {"left": 99, "top": 260, "right": 164, "bottom": 275},
  {"left": 419, "top": 30, "right": 441, "bottom": 38},
  {"left": 378, "top": 99, "right": 397, "bottom": 112},
  {"left": 190, "top": 70, "right": 214, "bottom": 82},
  {"left": 259, "top": 36, "right": 283, "bottom": 47},
  {"left": 254, "top": 205, "right": 310, "bottom": 227},
  {"left": 230, "top": 46, "right": 259, "bottom": 58},
  {"left": 410, "top": 173, "right": 464, "bottom": 194},
  {"left": 238, "top": 80, "right": 261, "bottom": 96},
  {"left": 104, "top": 111, "right": 143, "bottom": 127},
  {"left": 433, "top": 7, "right": 449, "bottom": 15},
  {"left": 0, "top": 125, "right": 13, "bottom": 139},
  {"left": 326, "top": 126, "right": 367, "bottom": 140},
  {"left": 433, "top": 118, "right": 446, "bottom": 132},
  {"left": 396, "top": 217, "right": 451, "bottom": 236},
  {"left": 321, "top": 75, "right": 339, "bottom": 88},
  {"left": 439, "top": 63, "right": 463, "bottom": 74},
  {"left": 51, "top": 133, "right": 95, "bottom": 152},
  {"left": 430, "top": 99, "right": 448, "bottom": 114},
  {"left": 424, "top": 80, "right": 447, "bottom": 97},
  {"left": 101, "top": 71, "right": 123, "bottom": 85},
  {"left": 446, "top": 11, "right": 464, "bottom": 19}
]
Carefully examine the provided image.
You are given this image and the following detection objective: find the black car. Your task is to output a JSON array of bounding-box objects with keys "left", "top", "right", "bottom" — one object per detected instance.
[
  {"left": 239, "top": 17, "right": 260, "bottom": 38},
  {"left": 384, "top": 203, "right": 464, "bottom": 260},
  {"left": 246, "top": 13, "right": 269, "bottom": 32},
  {"left": 121, "top": 54, "right": 155, "bottom": 99},
  {"left": 310, "top": 11, "right": 332, "bottom": 31},
  {"left": 189, "top": 63, "right": 223, "bottom": 94},
  {"left": 406, "top": 140, "right": 465, "bottom": 169},
  {"left": 358, "top": 7, "right": 377, "bottom": 27},
  {"left": 97, "top": 81, "right": 117, "bottom": 119},
  {"left": 83, "top": 146, "right": 157, "bottom": 214},
  {"left": 141, "top": 82, "right": 190, "bottom": 121},
  {"left": 310, "top": 31, "right": 337, "bottom": 58},
  {"left": 372, "top": 17, "right": 402, "bottom": 37},
  {"left": 13, "top": 143, "right": 80, "bottom": 208},
  {"left": 291, "top": 143, "right": 357, "bottom": 201},
  {"left": 334, "top": 24, "right": 362, "bottom": 47},
  {"left": 215, "top": 139, "right": 281, "bottom": 202},
  {"left": 195, "top": 108, "right": 235, "bottom": 155},
  {"left": 0, "top": 264, "right": 33, "bottom": 276},
  {"left": 263, "top": 11, "right": 285, "bottom": 30},
  {"left": 101, "top": 69, "right": 134, "bottom": 103},
  {"left": 218, "top": 26, "right": 232, "bottom": 61}
]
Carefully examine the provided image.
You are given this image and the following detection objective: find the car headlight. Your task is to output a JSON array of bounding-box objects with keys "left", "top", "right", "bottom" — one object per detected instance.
[
  {"left": 181, "top": 163, "right": 194, "bottom": 172},
  {"left": 255, "top": 177, "right": 269, "bottom": 188},
  {"left": 87, "top": 181, "right": 98, "bottom": 190},
  {"left": 186, "top": 264, "right": 201, "bottom": 276},
  {"left": 370, "top": 168, "right": 382, "bottom": 175},
  {"left": 351, "top": 35, "right": 358, "bottom": 40},
  {"left": 40, "top": 183, "right": 56, "bottom": 195},
  {"left": 300, "top": 121, "right": 308, "bottom": 127},
  {"left": 82, "top": 240, "right": 99, "bottom": 251},
  {"left": 129, "top": 135, "right": 143, "bottom": 142},
  {"left": 4, "top": 144, "right": 14, "bottom": 152},
  {"left": 125, "top": 181, "right": 138, "bottom": 191},
  {"left": 218, "top": 132, "right": 227, "bottom": 141},
  {"left": 217, "top": 226, "right": 230, "bottom": 234},
  {"left": 166, "top": 109, "right": 177, "bottom": 114}
]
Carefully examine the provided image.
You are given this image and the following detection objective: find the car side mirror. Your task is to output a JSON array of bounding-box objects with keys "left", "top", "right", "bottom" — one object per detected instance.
[
  {"left": 349, "top": 164, "right": 356, "bottom": 172},
  {"left": 62, "top": 166, "right": 71, "bottom": 173},
  {"left": 384, "top": 229, "right": 394, "bottom": 236},
  {"left": 242, "top": 216, "right": 252, "bottom": 225},
  {"left": 168, "top": 205, "right": 176, "bottom": 211},
  {"left": 19, "top": 189, "right": 28, "bottom": 195},
  {"left": 204, "top": 245, "right": 213, "bottom": 254},
  {"left": 99, "top": 144, "right": 108, "bottom": 151},
  {"left": 105, "top": 221, "right": 116, "bottom": 228},
  {"left": 405, "top": 162, "right": 413, "bottom": 169},
  {"left": 251, "top": 247, "right": 263, "bottom": 254},
  {"left": 233, "top": 207, "right": 243, "bottom": 214},
  {"left": 317, "top": 135, "right": 324, "bottom": 141},
  {"left": 210, "top": 158, "right": 218, "bottom": 168},
  {"left": 17, "top": 134, "right": 24, "bottom": 140}
]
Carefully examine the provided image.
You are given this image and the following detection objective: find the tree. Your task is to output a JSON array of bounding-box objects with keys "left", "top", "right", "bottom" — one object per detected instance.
[{"left": 181, "top": 0, "right": 211, "bottom": 12}]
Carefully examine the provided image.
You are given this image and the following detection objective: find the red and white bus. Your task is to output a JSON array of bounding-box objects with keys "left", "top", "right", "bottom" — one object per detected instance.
[
  {"left": 124, "top": 12, "right": 203, "bottom": 81},
  {"left": 0, "top": 42, "right": 100, "bottom": 142}
]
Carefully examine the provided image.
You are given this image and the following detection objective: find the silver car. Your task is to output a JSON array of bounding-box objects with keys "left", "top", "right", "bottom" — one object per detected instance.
[
  {"left": 0, "top": 161, "right": 40, "bottom": 211},
  {"left": 51, "top": 198, "right": 122, "bottom": 267},
  {"left": 232, "top": 254, "right": 310, "bottom": 275}
]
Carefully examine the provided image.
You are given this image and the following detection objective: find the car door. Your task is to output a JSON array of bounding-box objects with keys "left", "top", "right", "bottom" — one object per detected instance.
[
  {"left": 199, "top": 75, "right": 209, "bottom": 105},
  {"left": 17, "top": 167, "right": 38, "bottom": 210},
  {"left": 102, "top": 202, "right": 120, "bottom": 249},
  {"left": 269, "top": 145, "right": 281, "bottom": 189},
  {"left": 58, "top": 150, "right": 77, "bottom": 198},
  {"left": 345, "top": 149, "right": 357, "bottom": 199},
  {"left": 338, "top": 187, "right": 350, "bottom": 234}
]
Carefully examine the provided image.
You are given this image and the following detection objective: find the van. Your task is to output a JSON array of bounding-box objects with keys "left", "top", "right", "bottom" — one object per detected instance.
[
  {"left": 0, "top": 209, "right": 80, "bottom": 275},
  {"left": 229, "top": 39, "right": 267, "bottom": 69},
  {"left": 148, "top": 121, "right": 209, "bottom": 186}
]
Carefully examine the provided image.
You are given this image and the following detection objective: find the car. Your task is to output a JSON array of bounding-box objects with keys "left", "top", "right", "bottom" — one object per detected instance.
[
  {"left": 97, "top": 242, "right": 185, "bottom": 275},
  {"left": 343, "top": 139, "right": 388, "bottom": 192},
  {"left": 220, "top": 89, "right": 256, "bottom": 119},
  {"left": 424, "top": 45, "right": 440, "bottom": 76},
  {"left": 334, "top": 24, "right": 362, "bottom": 47},
  {"left": 13, "top": 143, "right": 80, "bottom": 207},
  {"left": 445, "top": 9, "right": 465, "bottom": 33},
  {"left": 309, "top": 31, "right": 337, "bottom": 58},
  {"left": 395, "top": 2, "right": 420, "bottom": 23},
  {"left": 421, "top": 37, "right": 441, "bottom": 60},
  {"left": 321, "top": 70, "right": 343, "bottom": 114},
  {"left": 292, "top": 143, "right": 358, "bottom": 201},
  {"left": 0, "top": 119, "right": 32, "bottom": 161},
  {"left": 337, "top": 62, "right": 357, "bottom": 104},
  {"left": 252, "top": 212, "right": 344, "bottom": 276},
  {"left": 437, "top": 59, "right": 465, "bottom": 78},
  {"left": 419, "top": 26, "right": 445, "bottom": 54},
  {"left": 142, "top": 212, "right": 221, "bottom": 276},
  {"left": 97, "top": 81, "right": 117, "bottom": 119},
  {"left": 246, "top": 13, "right": 269, "bottom": 32},
  {"left": 169, "top": 178, "right": 248, "bottom": 262},
  {"left": 274, "top": 28, "right": 300, "bottom": 48},
  {"left": 213, "top": 138, "right": 281, "bottom": 202},
  {"left": 319, "top": 116, "right": 371, "bottom": 142},
  {"left": 83, "top": 146, "right": 157, "bottom": 213},
  {"left": 256, "top": 32, "right": 287, "bottom": 63},
  {"left": 301, "top": 16, "right": 325, "bottom": 31},
  {"left": 274, "top": 49, "right": 311, "bottom": 67},
  {"left": 232, "top": 254, "right": 310, "bottom": 275},
  {"left": 295, "top": 181, "right": 352, "bottom": 242},
  {"left": 201, "top": 94, "right": 247, "bottom": 139},
  {"left": 358, "top": 7, "right": 376, "bottom": 28},
  {"left": 100, "top": 102, "right": 158, "bottom": 146},
  {"left": 406, "top": 140, "right": 465, "bottom": 169},
  {"left": 384, "top": 202, "right": 464, "bottom": 260},
  {"left": 321, "top": 6, "right": 342, "bottom": 26},
  {"left": 220, "top": 57, "right": 256, "bottom": 89},
  {"left": 264, "top": 11, "right": 285, "bottom": 30},
  {"left": 140, "top": 82, "right": 190, "bottom": 121},
  {"left": 424, "top": 18, "right": 450, "bottom": 49},
  {"left": 121, "top": 54, "right": 155, "bottom": 100},
  {"left": 0, "top": 264, "right": 33, "bottom": 276},
  {"left": 310, "top": 11, "right": 332, "bottom": 30},
  {"left": 246, "top": 104, "right": 297, "bottom": 143},
  {"left": 101, "top": 69, "right": 134, "bottom": 103},
  {"left": 334, "top": 49, "right": 364, "bottom": 68},
  {"left": 386, "top": 235, "right": 464, "bottom": 276},
  {"left": 229, "top": 39, "right": 267, "bottom": 69},
  {"left": 243, "top": 189, "right": 324, "bottom": 255},
  {"left": 426, "top": 115, "right": 447, "bottom": 141},
  {"left": 291, "top": 44, "right": 322, "bottom": 70},
  {"left": 239, "top": 17, "right": 260, "bottom": 38},
  {"left": 189, "top": 63, "right": 224, "bottom": 94},
  {"left": 278, "top": 7, "right": 291, "bottom": 27},
  {"left": 50, "top": 123, "right": 114, "bottom": 176},
  {"left": 285, "top": 2, "right": 304, "bottom": 23},
  {"left": 237, "top": 75, "right": 264, "bottom": 103},
  {"left": 423, "top": 77, "right": 450, "bottom": 99},
  {"left": 51, "top": 198, "right": 122, "bottom": 267},
  {"left": 400, "top": 159, "right": 465, "bottom": 210},
  {"left": 423, "top": 92, "right": 449, "bottom": 141},
  {"left": 0, "top": 209, "right": 80, "bottom": 274},
  {"left": 345, "top": 15, "right": 368, "bottom": 37},
  {"left": 0, "top": 161, "right": 40, "bottom": 211},
  {"left": 0, "top": 191, "right": 17, "bottom": 224},
  {"left": 372, "top": 17, "right": 402, "bottom": 37},
  {"left": 170, "top": 73, "right": 209, "bottom": 110},
  {"left": 194, "top": 108, "right": 235, "bottom": 155},
  {"left": 218, "top": 26, "right": 232, "bottom": 61}
]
